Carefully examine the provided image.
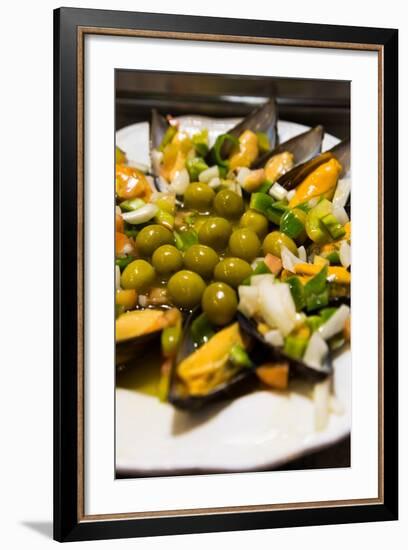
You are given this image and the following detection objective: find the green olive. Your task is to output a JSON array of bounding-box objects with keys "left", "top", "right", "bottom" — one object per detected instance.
[
  {"left": 214, "top": 189, "right": 244, "bottom": 219},
  {"left": 152, "top": 244, "right": 183, "bottom": 275},
  {"left": 183, "top": 244, "right": 219, "bottom": 279},
  {"left": 202, "top": 282, "right": 238, "bottom": 326},
  {"left": 239, "top": 209, "right": 269, "bottom": 239},
  {"left": 184, "top": 182, "right": 215, "bottom": 212},
  {"left": 262, "top": 231, "right": 298, "bottom": 257},
  {"left": 167, "top": 270, "right": 206, "bottom": 309},
  {"left": 198, "top": 217, "right": 232, "bottom": 251},
  {"left": 135, "top": 224, "right": 174, "bottom": 257},
  {"left": 121, "top": 259, "right": 155, "bottom": 292},
  {"left": 228, "top": 228, "right": 261, "bottom": 262},
  {"left": 214, "top": 257, "right": 252, "bottom": 288}
]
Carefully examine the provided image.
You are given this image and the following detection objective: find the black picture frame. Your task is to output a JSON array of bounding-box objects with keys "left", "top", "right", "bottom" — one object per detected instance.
[{"left": 54, "top": 7, "right": 398, "bottom": 542}]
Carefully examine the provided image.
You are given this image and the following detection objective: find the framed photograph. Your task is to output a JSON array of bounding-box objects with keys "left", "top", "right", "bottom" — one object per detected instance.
[{"left": 54, "top": 7, "right": 398, "bottom": 542}]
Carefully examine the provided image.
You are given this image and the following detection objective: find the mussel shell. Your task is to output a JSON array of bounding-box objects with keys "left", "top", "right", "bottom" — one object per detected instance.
[
  {"left": 116, "top": 330, "right": 162, "bottom": 367},
  {"left": 168, "top": 309, "right": 256, "bottom": 411},
  {"left": 237, "top": 312, "right": 332, "bottom": 382},
  {"left": 252, "top": 125, "right": 324, "bottom": 169},
  {"left": 277, "top": 137, "right": 350, "bottom": 191},
  {"left": 217, "top": 98, "right": 278, "bottom": 159}
]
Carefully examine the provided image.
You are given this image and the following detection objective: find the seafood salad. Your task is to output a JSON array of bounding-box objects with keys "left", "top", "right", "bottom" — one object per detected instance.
[{"left": 115, "top": 99, "right": 351, "bottom": 427}]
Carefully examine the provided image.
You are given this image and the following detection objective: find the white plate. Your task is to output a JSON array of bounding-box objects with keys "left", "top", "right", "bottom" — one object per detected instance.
[{"left": 115, "top": 117, "right": 350, "bottom": 476}]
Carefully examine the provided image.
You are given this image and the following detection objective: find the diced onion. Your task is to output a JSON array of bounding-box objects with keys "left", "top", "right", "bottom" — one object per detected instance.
[
  {"left": 115, "top": 266, "right": 121, "bottom": 290},
  {"left": 258, "top": 280, "right": 296, "bottom": 336},
  {"left": 170, "top": 168, "right": 190, "bottom": 195},
  {"left": 281, "top": 245, "right": 303, "bottom": 272},
  {"left": 269, "top": 182, "right": 288, "bottom": 201},
  {"left": 209, "top": 181, "right": 219, "bottom": 191},
  {"left": 236, "top": 167, "right": 251, "bottom": 186},
  {"left": 303, "top": 332, "right": 329, "bottom": 369},
  {"left": 314, "top": 378, "right": 331, "bottom": 431},
  {"left": 138, "top": 295, "right": 148, "bottom": 307},
  {"left": 199, "top": 165, "right": 219, "bottom": 183},
  {"left": 264, "top": 329, "right": 284, "bottom": 347},
  {"left": 122, "top": 204, "right": 158, "bottom": 224},
  {"left": 332, "top": 205, "right": 349, "bottom": 225},
  {"left": 319, "top": 304, "right": 350, "bottom": 340},
  {"left": 339, "top": 241, "right": 351, "bottom": 268},
  {"left": 286, "top": 189, "right": 296, "bottom": 201},
  {"left": 151, "top": 150, "right": 163, "bottom": 174},
  {"left": 298, "top": 246, "right": 307, "bottom": 262},
  {"left": 250, "top": 274, "right": 275, "bottom": 287},
  {"left": 333, "top": 178, "right": 351, "bottom": 208},
  {"left": 238, "top": 286, "right": 259, "bottom": 318}
]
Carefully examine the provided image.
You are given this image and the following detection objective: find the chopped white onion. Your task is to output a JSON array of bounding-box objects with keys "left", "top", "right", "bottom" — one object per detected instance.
[
  {"left": 339, "top": 241, "right": 351, "bottom": 268},
  {"left": 269, "top": 182, "right": 288, "bottom": 201},
  {"left": 281, "top": 245, "right": 303, "bottom": 272},
  {"left": 319, "top": 305, "right": 350, "bottom": 340},
  {"left": 236, "top": 167, "right": 251, "bottom": 186},
  {"left": 199, "top": 165, "right": 219, "bottom": 183},
  {"left": 138, "top": 295, "right": 148, "bottom": 307},
  {"left": 314, "top": 378, "right": 331, "bottom": 431},
  {"left": 127, "top": 160, "right": 149, "bottom": 173},
  {"left": 115, "top": 266, "right": 121, "bottom": 290},
  {"left": 208, "top": 177, "right": 221, "bottom": 189},
  {"left": 307, "top": 197, "right": 319, "bottom": 209},
  {"left": 332, "top": 205, "right": 349, "bottom": 225},
  {"left": 238, "top": 286, "right": 259, "bottom": 318},
  {"left": 258, "top": 280, "right": 296, "bottom": 336},
  {"left": 170, "top": 168, "right": 190, "bottom": 195},
  {"left": 250, "top": 274, "right": 275, "bottom": 287},
  {"left": 115, "top": 206, "right": 122, "bottom": 216},
  {"left": 297, "top": 245, "right": 307, "bottom": 262},
  {"left": 122, "top": 204, "right": 158, "bottom": 224},
  {"left": 264, "top": 329, "right": 284, "bottom": 347},
  {"left": 122, "top": 242, "right": 133, "bottom": 255},
  {"left": 286, "top": 189, "right": 296, "bottom": 201},
  {"left": 332, "top": 178, "right": 351, "bottom": 208},
  {"left": 303, "top": 332, "right": 329, "bottom": 369}
]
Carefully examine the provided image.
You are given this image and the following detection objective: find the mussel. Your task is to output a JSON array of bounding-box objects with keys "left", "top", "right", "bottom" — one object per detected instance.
[
  {"left": 168, "top": 309, "right": 257, "bottom": 410},
  {"left": 116, "top": 308, "right": 180, "bottom": 366},
  {"left": 237, "top": 312, "right": 333, "bottom": 382},
  {"left": 277, "top": 138, "right": 350, "bottom": 191},
  {"left": 252, "top": 124, "right": 324, "bottom": 170}
]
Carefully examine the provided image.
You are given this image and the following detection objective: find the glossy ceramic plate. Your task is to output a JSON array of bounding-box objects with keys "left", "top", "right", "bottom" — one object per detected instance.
[{"left": 115, "top": 118, "right": 351, "bottom": 476}]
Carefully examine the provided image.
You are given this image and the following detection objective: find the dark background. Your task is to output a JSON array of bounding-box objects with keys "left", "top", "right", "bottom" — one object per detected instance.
[
  {"left": 115, "top": 69, "right": 350, "bottom": 141},
  {"left": 115, "top": 69, "right": 350, "bottom": 472}
]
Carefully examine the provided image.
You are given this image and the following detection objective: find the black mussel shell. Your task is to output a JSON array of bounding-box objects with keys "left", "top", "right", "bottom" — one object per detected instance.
[
  {"left": 237, "top": 312, "right": 332, "bottom": 382},
  {"left": 168, "top": 309, "right": 257, "bottom": 411},
  {"left": 277, "top": 137, "right": 350, "bottom": 191},
  {"left": 252, "top": 125, "right": 324, "bottom": 170},
  {"left": 217, "top": 98, "right": 278, "bottom": 160},
  {"left": 116, "top": 330, "right": 162, "bottom": 367}
]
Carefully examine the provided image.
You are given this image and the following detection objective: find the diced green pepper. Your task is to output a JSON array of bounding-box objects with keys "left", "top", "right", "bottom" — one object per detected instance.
[
  {"left": 256, "top": 132, "right": 270, "bottom": 153},
  {"left": 304, "top": 266, "right": 329, "bottom": 312},
  {"left": 306, "top": 315, "right": 323, "bottom": 332},
  {"left": 324, "top": 250, "right": 341, "bottom": 265},
  {"left": 250, "top": 192, "right": 274, "bottom": 214},
  {"left": 320, "top": 213, "right": 346, "bottom": 240},
  {"left": 320, "top": 307, "right": 338, "bottom": 323},
  {"left": 159, "top": 125, "right": 177, "bottom": 151},
  {"left": 305, "top": 199, "right": 333, "bottom": 244},
  {"left": 241, "top": 260, "right": 270, "bottom": 285},
  {"left": 209, "top": 133, "right": 239, "bottom": 167},
  {"left": 284, "top": 334, "right": 308, "bottom": 359},
  {"left": 174, "top": 229, "right": 199, "bottom": 251},
  {"left": 280, "top": 208, "right": 307, "bottom": 240},
  {"left": 257, "top": 181, "right": 273, "bottom": 193},
  {"left": 115, "top": 256, "right": 136, "bottom": 272},
  {"left": 186, "top": 157, "right": 209, "bottom": 182},
  {"left": 120, "top": 198, "right": 145, "bottom": 212},
  {"left": 191, "top": 313, "right": 215, "bottom": 348},
  {"left": 192, "top": 129, "right": 209, "bottom": 157},
  {"left": 287, "top": 276, "right": 306, "bottom": 311},
  {"left": 229, "top": 344, "right": 254, "bottom": 368}
]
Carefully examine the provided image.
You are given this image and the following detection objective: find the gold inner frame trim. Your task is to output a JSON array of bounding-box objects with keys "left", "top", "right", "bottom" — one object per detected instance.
[{"left": 76, "top": 26, "right": 384, "bottom": 522}]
